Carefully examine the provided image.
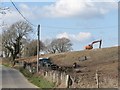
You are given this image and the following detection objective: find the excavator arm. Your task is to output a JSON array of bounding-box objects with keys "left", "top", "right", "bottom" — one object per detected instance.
[{"left": 91, "top": 39, "right": 102, "bottom": 48}]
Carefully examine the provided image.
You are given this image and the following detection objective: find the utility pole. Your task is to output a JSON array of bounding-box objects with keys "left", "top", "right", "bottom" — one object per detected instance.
[{"left": 37, "top": 25, "right": 40, "bottom": 73}]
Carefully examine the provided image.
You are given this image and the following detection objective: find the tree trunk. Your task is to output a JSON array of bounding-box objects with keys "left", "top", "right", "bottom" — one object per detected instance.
[{"left": 11, "top": 53, "right": 17, "bottom": 66}]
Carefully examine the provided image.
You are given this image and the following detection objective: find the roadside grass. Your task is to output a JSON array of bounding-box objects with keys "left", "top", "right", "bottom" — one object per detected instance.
[
  {"left": 2, "top": 58, "right": 12, "bottom": 67},
  {"left": 19, "top": 68, "right": 55, "bottom": 88},
  {"left": 30, "top": 75, "right": 55, "bottom": 88},
  {"left": 2, "top": 62, "right": 12, "bottom": 67}
]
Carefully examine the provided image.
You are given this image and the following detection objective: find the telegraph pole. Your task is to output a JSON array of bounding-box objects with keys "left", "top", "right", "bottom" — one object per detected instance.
[{"left": 37, "top": 25, "right": 40, "bottom": 73}]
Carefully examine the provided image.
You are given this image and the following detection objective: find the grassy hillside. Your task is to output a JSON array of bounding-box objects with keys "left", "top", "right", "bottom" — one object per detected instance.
[
  {"left": 49, "top": 46, "right": 118, "bottom": 66},
  {"left": 41, "top": 46, "right": 118, "bottom": 88},
  {"left": 14, "top": 46, "right": 118, "bottom": 88}
]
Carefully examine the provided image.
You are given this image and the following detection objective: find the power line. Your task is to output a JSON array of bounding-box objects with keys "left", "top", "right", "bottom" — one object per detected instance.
[
  {"left": 10, "top": 0, "right": 37, "bottom": 27},
  {"left": 42, "top": 25, "right": 117, "bottom": 30}
]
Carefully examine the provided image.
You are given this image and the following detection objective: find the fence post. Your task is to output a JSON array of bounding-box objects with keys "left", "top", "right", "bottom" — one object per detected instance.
[
  {"left": 96, "top": 70, "right": 99, "bottom": 88},
  {"left": 45, "top": 71, "right": 48, "bottom": 77},
  {"left": 66, "top": 75, "right": 73, "bottom": 88},
  {"left": 53, "top": 72, "right": 56, "bottom": 83},
  {"left": 66, "top": 75, "right": 69, "bottom": 88}
]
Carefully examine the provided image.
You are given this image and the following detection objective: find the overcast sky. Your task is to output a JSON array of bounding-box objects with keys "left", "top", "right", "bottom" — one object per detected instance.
[{"left": 1, "top": 0, "right": 118, "bottom": 51}]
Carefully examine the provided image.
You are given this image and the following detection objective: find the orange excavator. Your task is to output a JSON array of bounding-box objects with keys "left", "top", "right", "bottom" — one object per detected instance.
[{"left": 85, "top": 39, "right": 102, "bottom": 50}]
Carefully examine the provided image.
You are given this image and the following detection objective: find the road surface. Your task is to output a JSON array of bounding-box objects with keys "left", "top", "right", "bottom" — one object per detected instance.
[
  {"left": 0, "top": 65, "right": 2, "bottom": 89},
  {"left": 1, "top": 65, "right": 38, "bottom": 88}
]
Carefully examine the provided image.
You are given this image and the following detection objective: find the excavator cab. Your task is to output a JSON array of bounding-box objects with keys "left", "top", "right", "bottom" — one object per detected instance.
[{"left": 85, "top": 44, "right": 93, "bottom": 50}]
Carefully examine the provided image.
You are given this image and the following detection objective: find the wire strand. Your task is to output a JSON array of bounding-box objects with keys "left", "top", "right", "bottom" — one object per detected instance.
[
  {"left": 10, "top": 0, "right": 37, "bottom": 27},
  {"left": 42, "top": 25, "right": 117, "bottom": 30}
]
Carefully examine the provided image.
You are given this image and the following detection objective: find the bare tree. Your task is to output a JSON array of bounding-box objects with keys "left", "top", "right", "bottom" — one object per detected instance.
[
  {"left": 0, "top": 34, "right": 3, "bottom": 57},
  {"left": 46, "top": 38, "right": 72, "bottom": 53},
  {"left": 2, "top": 21, "right": 33, "bottom": 61},
  {"left": 23, "top": 40, "right": 45, "bottom": 57}
]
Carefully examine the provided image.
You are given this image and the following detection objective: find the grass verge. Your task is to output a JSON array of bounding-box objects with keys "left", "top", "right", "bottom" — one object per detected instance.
[
  {"left": 19, "top": 68, "right": 55, "bottom": 88},
  {"left": 2, "top": 58, "right": 12, "bottom": 67}
]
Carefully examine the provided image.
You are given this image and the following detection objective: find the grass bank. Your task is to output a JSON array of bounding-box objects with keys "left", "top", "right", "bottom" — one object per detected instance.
[
  {"left": 2, "top": 58, "right": 12, "bottom": 67},
  {"left": 19, "top": 68, "right": 55, "bottom": 88}
]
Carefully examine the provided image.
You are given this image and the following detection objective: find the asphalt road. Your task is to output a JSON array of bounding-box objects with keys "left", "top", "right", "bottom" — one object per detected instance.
[
  {"left": 0, "top": 65, "right": 2, "bottom": 89},
  {"left": 1, "top": 65, "right": 38, "bottom": 88}
]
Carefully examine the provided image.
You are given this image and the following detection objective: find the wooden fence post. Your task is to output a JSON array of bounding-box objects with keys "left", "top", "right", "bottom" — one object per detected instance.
[
  {"left": 66, "top": 75, "right": 73, "bottom": 88},
  {"left": 96, "top": 70, "right": 99, "bottom": 88},
  {"left": 66, "top": 75, "right": 69, "bottom": 88}
]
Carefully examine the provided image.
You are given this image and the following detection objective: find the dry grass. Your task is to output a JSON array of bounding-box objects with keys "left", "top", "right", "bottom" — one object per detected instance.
[
  {"left": 16, "top": 46, "right": 119, "bottom": 88},
  {"left": 49, "top": 46, "right": 118, "bottom": 88}
]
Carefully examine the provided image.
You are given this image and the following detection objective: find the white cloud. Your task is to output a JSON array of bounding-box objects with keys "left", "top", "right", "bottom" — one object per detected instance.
[
  {"left": 56, "top": 32, "right": 93, "bottom": 42},
  {"left": 113, "top": 44, "right": 118, "bottom": 46},
  {"left": 19, "top": 4, "right": 38, "bottom": 20},
  {"left": 2, "top": 3, "right": 37, "bottom": 25},
  {"left": 3, "top": 10, "right": 24, "bottom": 25},
  {"left": 19, "top": 4, "right": 29, "bottom": 10},
  {"left": 43, "top": 0, "right": 117, "bottom": 18},
  {"left": 2, "top": 0, "right": 117, "bottom": 25},
  {"left": 57, "top": 32, "right": 69, "bottom": 39}
]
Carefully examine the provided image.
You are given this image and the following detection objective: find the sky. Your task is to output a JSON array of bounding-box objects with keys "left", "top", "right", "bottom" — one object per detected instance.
[{"left": 0, "top": 0, "right": 119, "bottom": 51}]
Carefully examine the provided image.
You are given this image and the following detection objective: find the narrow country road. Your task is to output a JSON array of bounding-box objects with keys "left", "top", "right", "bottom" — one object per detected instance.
[{"left": 1, "top": 65, "right": 38, "bottom": 88}]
